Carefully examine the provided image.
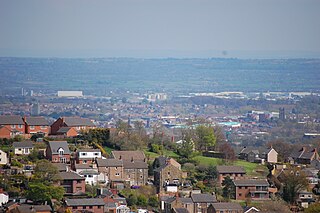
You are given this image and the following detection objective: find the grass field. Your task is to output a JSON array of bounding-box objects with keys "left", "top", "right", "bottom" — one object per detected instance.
[
  {"left": 193, "top": 155, "right": 268, "bottom": 177},
  {"left": 144, "top": 149, "right": 179, "bottom": 160}
]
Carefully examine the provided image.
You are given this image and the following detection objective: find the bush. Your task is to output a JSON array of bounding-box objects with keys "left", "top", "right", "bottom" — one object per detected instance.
[{"left": 137, "top": 194, "right": 147, "bottom": 207}]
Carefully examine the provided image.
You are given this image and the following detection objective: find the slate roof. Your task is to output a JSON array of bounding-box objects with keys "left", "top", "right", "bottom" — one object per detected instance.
[
  {"left": 24, "top": 117, "right": 49, "bottom": 126},
  {"left": 16, "top": 204, "right": 52, "bottom": 213},
  {"left": 62, "top": 117, "right": 95, "bottom": 127},
  {"left": 96, "top": 158, "right": 123, "bottom": 167},
  {"left": 0, "top": 115, "right": 24, "bottom": 125},
  {"left": 211, "top": 202, "right": 243, "bottom": 210},
  {"left": 74, "top": 164, "right": 93, "bottom": 170},
  {"left": 173, "top": 208, "right": 189, "bottom": 213},
  {"left": 13, "top": 141, "right": 34, "bottom": 148},
  {"left": 58, "top": 172, "right": 85, "bottom": 180},
  {"left": 216, "top": 166, "right": 246, "bottom": 174},
  {"left": 191, "top": 193, "right": 217, "bottom": 203},
  {"left": 65, "top": 198, "right": 105, "bottom": 206},
  {"left": 53, "top": 163, "right": 68, "bottom": 172},
  {"left": 233, "top": 179, "right": 269, "bottom": 186},
  {"left": 123, "top": 160, "right": 148, "bottom": 169},
  {"left": 56, "top": 127, "right": 72, "bottom": 134},
  {"left": 48, "top": 141, "right": 70, "bottom": 154},
  {"left": 112, "top": 150, "right": 145, "bottom": 161},
  {"left": 240, "top": 147, "right": 274, "bottom": 155},
  {"left": 179, "top": 197, "right": 193, "bottom": 204},
  {"left": 78, "top": 149, "right": 101, "bottom": 152},
  {"left": 290, "top": 147, "right": 317, "bottom": 160}
]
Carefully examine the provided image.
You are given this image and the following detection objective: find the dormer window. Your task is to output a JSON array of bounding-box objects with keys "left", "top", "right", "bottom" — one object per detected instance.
[{"left": 58, "top": 148, "right": 64, "bottom": 156}]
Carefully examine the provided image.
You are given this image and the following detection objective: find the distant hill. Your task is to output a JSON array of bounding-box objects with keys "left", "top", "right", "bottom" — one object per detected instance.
[{"left": 1, "top": 57, "right": 320, "bottom": 95}]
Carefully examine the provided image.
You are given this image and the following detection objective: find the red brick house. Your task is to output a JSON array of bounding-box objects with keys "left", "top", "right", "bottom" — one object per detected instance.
[
  {"left": 0, "top": 115, "right": 25, "bottom": 138},
  {"left": 56, "top": 127, "right": 79, "bottom": 137},
  {"left": 50, "top": 117, "right": 95, "bottom": 135},
  {"left": 58, "top": 172, "right": 86, "bottom": 195},
  {"left": 216, "top": 166, "right": 246, "bottom": 185},
  {"left": 208, "top": 202, "right": 243, "bottom": 213},
  {"left": 233, "top": 179, "right": 270, "bottom": 200},
  {"left": 23, "top": 116, "right": 50, "bottom": 136},
  {"left": 46, "top": 141, "right": 71, "bottom": 163},
  {"left": 64, "top": 198, "right": 105, "bottom": 213}
]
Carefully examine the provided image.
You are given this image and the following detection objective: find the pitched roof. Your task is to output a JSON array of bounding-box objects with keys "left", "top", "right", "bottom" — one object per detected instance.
[
  {"left": 216, "top": 166, "right": 246, "bottom": 174},
  {"left": 122, "top": 160, "right": 148, "bottom": 169},
  {"left": 191, "top": 193, "right": 217, "bottom": 203},
  {"left": 65, "top": 198, "right": 105, "bottom": 206},
  {"left": 58, "top": 172, "right": 85, "bottom": 180},
  {"left": 53, "top": 163, "right": 68, "bottom": 172},
  {"left": 62, "top": 117, "right": 95, "bottom": 127},
  {"left": 56, "top": 127, "right": 72, "bottom": 133},
  {"left": 112, "top": 150, "right": 145, "bottom": 161},
  {"left": 13, "top": 141, "right": 34, "bottom": 148},
  {"left": 96, "top": 158, "right": 123, "bottom": 167},
  {"left": 211, "top": 202, "right": 242, "bottom": 210},
  {"left": 16, "top": 204, "right": 52, "bottom": 213},
  {"left": 290, "top": 146, "right": 317, "bottom": 160},
  {"left": 24, "top": 117, "right": 49, "bottom": 126},
  {"left": 233, "top": 179, "right": 269, "bottom": 186},
  {"left": 0, "top": 115, "right": 24, "bottom": 125},
  {"left": 78, "top": 148, "right": 101, "bottom": 153},
  {"left": 47, "top": 141, "right": 70, "bottom": 154},
  {"left": 179, "top": 197, "right": 193, "bottom": 204},
  {"left": 173, "top": 208, "right": 189, "bottom": 213}
]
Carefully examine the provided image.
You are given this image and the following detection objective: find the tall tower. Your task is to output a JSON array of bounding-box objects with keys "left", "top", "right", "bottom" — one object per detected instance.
[
  {"left": 31, "top": 103, "right": 40, "bottom": 116},
  {"left": 279, "top": 107, "right": 285, "bottom": 121}
]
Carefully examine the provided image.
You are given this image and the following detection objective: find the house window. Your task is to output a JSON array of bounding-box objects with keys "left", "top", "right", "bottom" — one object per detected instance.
[
  {"left": 18, "top": 124, "right": 23, "bottom": 129},
  {"left": 239, "top": 193, "right": 242, "bottom": 197},
  {"left": 82, "top": 153, "right": 87, "bottom": 156},
  {"left": 59, "top": 150, "right": 64, "bottom": 156},
  {"left": 140, "top": 175, "right": 143, "bottom": 178},
  {"left": 30, "top": 125, "right": 35, "bottom": 130},
  {"left": 41, "top": 126, "right": 47, "bottom": 129},
  {"left": 76, "top": 187, "right": 82, "bottom": 191},
  {"left": 98, "top": 206, "right": 101, "bottom": 209},
  {"left": 89, "top": 206, "right": 93, "bottom": 209},
  {"left": 239, "top": 186, "right": 242, "bottom": 189},
  {"left": 60, "top": 158, "right": 66, "bottom": 163},
  {"left": 83, "top": 206, "right": 87, "bottom": 209},
  {"left": 115, "top": 167, "right": 118, "bottom": 170},
  {"left": 77, "top": 180, "right": 82, "bottom": 184},
  {"left": 18, "top": 148, "right": 22, "bottom": 151},
  {"left": 11, "top": 125, "right": 15, "bottom": 128},
  {"left": 73, "top": 207, "right": 77, "bottom": 210},
  {"left": 94, "top": 153, "right": 99, "bottom": 156},
  {"left": 115, "top": 173, "right": 120, "bottom": 176},
  {"left": 83, "top": 160, "right": 87, "bottom": 164}
]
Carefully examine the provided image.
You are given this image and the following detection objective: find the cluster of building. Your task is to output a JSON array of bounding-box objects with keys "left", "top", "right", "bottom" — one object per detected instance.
[{"left": 0, "top": 115, "right": 95, "bottom": 139}]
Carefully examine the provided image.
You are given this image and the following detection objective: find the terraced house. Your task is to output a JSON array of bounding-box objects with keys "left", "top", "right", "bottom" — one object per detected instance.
[{"left": 0, "top": 115, "right": 25, "bottom": 138}]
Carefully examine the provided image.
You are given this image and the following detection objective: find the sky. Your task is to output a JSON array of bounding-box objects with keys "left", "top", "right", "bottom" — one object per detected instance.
[{"left": 0, "top": 0, "right": 320, "bottom": 58}]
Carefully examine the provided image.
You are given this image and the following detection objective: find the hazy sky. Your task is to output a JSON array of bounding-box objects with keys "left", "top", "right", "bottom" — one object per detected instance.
[{"left": 0, "top": 0, "right": 320, "bottom": 58}]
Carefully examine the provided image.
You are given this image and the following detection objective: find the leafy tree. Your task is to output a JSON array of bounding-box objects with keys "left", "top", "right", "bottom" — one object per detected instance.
[
  {"left": 177, "top": 136, "right": 194, "bottom": 159},
  {"left": 217, "top": 142, "right": 236, "bottom": 161},
  {"left": 148, "top": 195, "right": 159, "bottom": 207},
  {"left": 136, "top": 194, "right": 148, "bottom": 207},
  {"left": 127, "top": 194, "right": 137, "bottom": 206},
  {"left": 33, "top": 159, "right": 59, "bottom": 183},
  {"left": 282, "top": 169, "right": 309, "bottom": 204},
  {"left": 195, "top": 125, "right": 216, "bottom": 151},
  {"left": 258, "top": 199, "right": 291, "bottom": 213},
  {"left": 206, "top": 164, "right": 217, "bottom": 180},
  {"left": 222, "top": 176, "right": 235, "bottom": 199},
  {"left": 26, "top": 183, "right": 64, "bottom": 204}
]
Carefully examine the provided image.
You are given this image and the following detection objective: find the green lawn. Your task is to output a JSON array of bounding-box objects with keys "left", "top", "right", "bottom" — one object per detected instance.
[
  {"left": 144, "top": 149, "right": 179, "bottom": 160},
  {"left": 103, "top": 146, "right": 115, "bottom": 155},
  {"left": 193, "top": 155, "right": 268, "bottom": 177}
]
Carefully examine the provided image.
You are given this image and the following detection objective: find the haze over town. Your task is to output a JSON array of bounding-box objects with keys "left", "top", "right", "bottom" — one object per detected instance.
[{"left": 1, "top": 1, "right": 320, "bottom": 213}]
